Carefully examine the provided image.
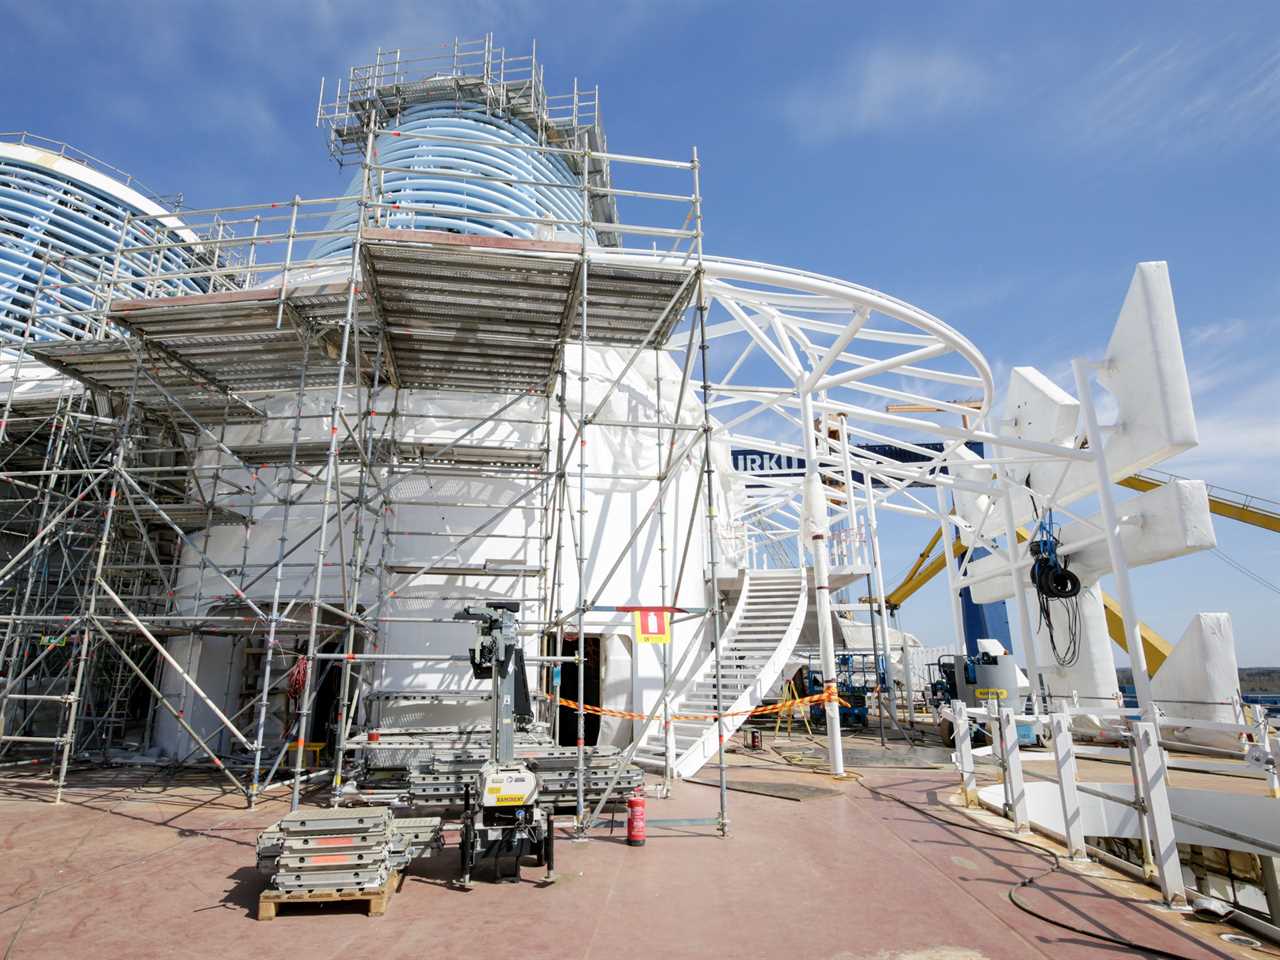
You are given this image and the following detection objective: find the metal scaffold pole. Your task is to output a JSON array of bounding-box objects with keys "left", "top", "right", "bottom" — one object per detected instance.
[
  {"left": 291, "top": 122, "right": 376, "bottom": 811},
  {"left": 331, "top": 334, "right": 388, "bottom": 802},
  {"left": 654, "top": 346, "right": 673, "bottom": 797},
  {"left": 689, "top": 147, "right": 729, "bottom": 834},
  {"left": 574, "top": 132, "right": 589, "bottom": 835},
  {"left": 250, "top": 337, "right": 311, "bottom": 804},
  {"left": 549, "top": 366, "right": 569, "bottom": 741},
  {"left": 53, "top": 353, "right": 141, "bottom": 802},
  {"left": 0, "top": 45, "right": 770, "bottom": 834}
]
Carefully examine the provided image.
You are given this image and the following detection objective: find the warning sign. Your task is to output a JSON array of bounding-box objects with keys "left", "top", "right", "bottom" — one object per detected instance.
[{"left": 632, "top": 608, "right": 671, "bottom": 645}]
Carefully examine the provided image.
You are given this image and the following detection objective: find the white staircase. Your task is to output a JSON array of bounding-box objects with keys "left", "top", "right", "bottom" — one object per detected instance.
[{"left": 633, "top": 568, "right": 807, "bottom": 778}]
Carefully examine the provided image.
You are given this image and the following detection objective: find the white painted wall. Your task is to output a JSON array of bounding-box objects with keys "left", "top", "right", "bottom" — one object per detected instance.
[{"left": 153, "top": 345, "right": 743, "bottom": 757}]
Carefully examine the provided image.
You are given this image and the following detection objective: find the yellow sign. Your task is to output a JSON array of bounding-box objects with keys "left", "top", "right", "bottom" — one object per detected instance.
[
  {"left": 975, "top": 688, "right": 1008, "bottom": 701},
  {"left": 633, "top": 608, "right": 671, "bottom": 645},
  {"left": 495, "top": 794, "right": 528, "bottom": 806}
]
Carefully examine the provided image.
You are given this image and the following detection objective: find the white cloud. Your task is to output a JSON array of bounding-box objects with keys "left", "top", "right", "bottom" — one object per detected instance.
[
  {"left": 1163, "top": 410, "right": 1280, "bottom": 489},
  {"left": 782, "top": 34, "right": 1280, "bottom": 156},
  {"left": 1186, "top": 317, "right": 1249, "bottom": 349},
  {"left": 1164, "top": 371, "right": 1280, "bottom": 488},
  {"left": 1181, "top": 317, "right": 1257, "bottom": 395},
  {"left": 783, "top": 46, "right": 992, "bottom": 141},
  {"left": 1055, "top": 37, "right": 1280, "bottom": 155}
]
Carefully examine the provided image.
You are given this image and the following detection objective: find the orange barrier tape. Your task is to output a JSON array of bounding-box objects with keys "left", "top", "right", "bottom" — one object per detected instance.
[{"left": 558, "top": 688, "right": 850, "bottom": 723}]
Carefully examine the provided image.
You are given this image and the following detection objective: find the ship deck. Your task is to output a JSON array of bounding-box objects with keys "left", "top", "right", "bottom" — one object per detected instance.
[{"left": 0, "top": 735, "right": 1260, "bottom": 960}]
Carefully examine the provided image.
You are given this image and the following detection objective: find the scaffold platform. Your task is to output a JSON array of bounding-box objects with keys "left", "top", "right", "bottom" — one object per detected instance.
[
  {"left": 29, "top": 231, "right": 694, "bottom": 409},
  {"left": 362, "top": 229, "right": 694, "bottom": 393}
]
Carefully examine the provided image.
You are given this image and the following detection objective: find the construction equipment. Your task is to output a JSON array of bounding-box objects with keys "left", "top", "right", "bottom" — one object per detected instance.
[
  {"left": 935, "top": 652, "right": 1040, "bottom": 747},
  {"left": 255, "top": 807, "right": 442, "bottom": 895},
  {"left": 345, "top": 730, "right": 642, "bottom": 808},
  {"left": 936, "top": 652, "right": 1019, "bottom": 711},
  {"left": 453, "top": 602, "right": 552, "bottom": 885},
  {"left": 255, "top": 600, "right": 641, "bottom": 898},
  {"left": 771, "top": 678, "right": 813, "bottom": 739},
  {"left": 806, "top": 654, "right": 869, "bottom": 728}
]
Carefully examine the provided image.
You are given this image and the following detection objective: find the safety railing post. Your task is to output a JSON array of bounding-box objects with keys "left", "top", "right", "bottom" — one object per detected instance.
[
  {"left": 1127, "top": 732, "right": 1157, "bottom": 877},
  {"left": 1049, "top": 712, "right": 1087, "bottom": 860},
  {"left": 1131, "top": 719, "right": 1186, "bottom": 904},
  {"left": 951, "top": 699, "right": 977, "bottom": 805},
  {"left": 1257, "top": 712, "right": 1280, "bottom": 799},
  {"left": 1262, "top": 857, "right": 1280, "bottom": 927},
  {"left": 999, "top": 706, "right": 1028, "bottom": 831}
]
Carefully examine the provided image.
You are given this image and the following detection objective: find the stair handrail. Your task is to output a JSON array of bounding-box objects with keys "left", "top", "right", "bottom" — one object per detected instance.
[
  {"left": 716, "top": 567, "right": 808, "bottom": 720},
  {"left": 663, "top": 569, "right": 753, "bottom": 714},
  {"left": 673, "top": 567, "right": 808, "bottom": 777}
]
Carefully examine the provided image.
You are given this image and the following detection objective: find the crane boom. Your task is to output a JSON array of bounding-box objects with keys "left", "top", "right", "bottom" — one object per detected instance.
[{"left": 1118, "top": 472, "right": 1280, "bottom": 533}]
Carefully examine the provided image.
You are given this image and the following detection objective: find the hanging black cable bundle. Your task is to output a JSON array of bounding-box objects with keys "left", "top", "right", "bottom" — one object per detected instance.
[{"left": 1026, "top": 489, "right": 1082, "bottom": 667}]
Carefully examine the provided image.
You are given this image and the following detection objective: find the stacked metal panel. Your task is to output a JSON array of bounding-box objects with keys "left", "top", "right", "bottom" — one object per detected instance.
[
  {"left": 345, "top": 728, "right": 644, "bottom": 808},
  {"left": 256, "top": 808, "right": 441, "bottom": 893}
]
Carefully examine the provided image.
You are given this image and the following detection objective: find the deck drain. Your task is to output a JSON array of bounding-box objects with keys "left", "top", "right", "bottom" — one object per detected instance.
[{"left": 1219, "top": 933, "right": 1261, "bottom": 948}]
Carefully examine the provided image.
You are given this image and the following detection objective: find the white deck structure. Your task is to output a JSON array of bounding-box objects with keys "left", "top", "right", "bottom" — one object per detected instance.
[{"left": 0, "top": 42, "right": 1263, "bottom": 903}]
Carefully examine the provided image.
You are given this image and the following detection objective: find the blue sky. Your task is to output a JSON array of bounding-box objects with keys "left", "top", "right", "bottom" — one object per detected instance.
[{"left": 3, "top": 1, "right": 1277, "bottom": 663}]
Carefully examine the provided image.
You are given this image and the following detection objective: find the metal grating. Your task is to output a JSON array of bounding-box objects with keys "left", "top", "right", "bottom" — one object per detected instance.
[
  {"left": 29, "top": 233, "right": 694, "bottom": 411},
  {"left": 111, "top": 291, "right": 384, "bottom": 391},
  {"left": 120, "top": 500, "right": 248, "bottom": 533},
  {"left": 228, "top": 438, "right": 546, "bottom": 469},
  {"left": 362, "top": 229, "right": 694, "bottom": 393},
  {"left": 29, "top": 339, "right": 263, "bottom": 423}
]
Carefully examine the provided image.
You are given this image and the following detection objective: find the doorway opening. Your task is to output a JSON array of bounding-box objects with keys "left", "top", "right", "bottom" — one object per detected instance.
[{"left": 556, "top": 633, "right": 601, "bottom": 747}]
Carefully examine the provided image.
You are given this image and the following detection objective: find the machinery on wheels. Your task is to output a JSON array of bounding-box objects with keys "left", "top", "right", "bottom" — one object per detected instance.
[
  {"left": 257, "top": 601, "right": 641, "bottom": 894},
  {"left": 807, "top": 653, "right": 870, "bottom": 728},
  {"left": 454, "top": 602, "right": 554, "bottom": 885}
]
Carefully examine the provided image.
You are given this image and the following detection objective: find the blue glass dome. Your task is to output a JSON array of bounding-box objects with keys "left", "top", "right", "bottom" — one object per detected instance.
[
  {"left": 311, "top": 102, "right": 588, "bottom": 261},
  {"left": 0, "top": 139, "right": 200, "bottom": 346}
]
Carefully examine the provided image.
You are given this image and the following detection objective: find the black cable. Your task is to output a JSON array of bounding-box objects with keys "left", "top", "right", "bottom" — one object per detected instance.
[
  {"left": 860, "top": 781, "right": 1214, "bottom": 960},
  {"left": 1026, "top": 484, "right": 1081, "bottom": 668}
]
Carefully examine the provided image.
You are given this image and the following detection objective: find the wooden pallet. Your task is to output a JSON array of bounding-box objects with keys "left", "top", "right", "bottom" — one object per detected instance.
[{"left": 257, "top": 871, "right": 399, "bottom": 921}]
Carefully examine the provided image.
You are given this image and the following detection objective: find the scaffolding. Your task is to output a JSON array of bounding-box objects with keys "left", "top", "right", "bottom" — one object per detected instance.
[
  {"left": 0, "top": 39, "right": 722, "bottom": 831},
  {"left": 0, "top": 34, "right": 1021, "bottom": 838}
]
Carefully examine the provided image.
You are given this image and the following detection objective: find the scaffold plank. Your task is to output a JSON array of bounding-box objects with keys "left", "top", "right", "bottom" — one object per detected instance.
[{"left": 28, "top": 339, "right": 264, "bottom": 422}]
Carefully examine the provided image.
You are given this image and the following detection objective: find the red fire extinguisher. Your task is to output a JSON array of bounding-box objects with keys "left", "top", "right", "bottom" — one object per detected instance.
[{"left": 626, "top": 787, "right": 646, "bottom": 847}]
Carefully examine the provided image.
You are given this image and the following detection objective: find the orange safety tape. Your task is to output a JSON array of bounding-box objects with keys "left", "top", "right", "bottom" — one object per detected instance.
[{"left": 558, "top": 688, "right": 850, "bottom": 723}]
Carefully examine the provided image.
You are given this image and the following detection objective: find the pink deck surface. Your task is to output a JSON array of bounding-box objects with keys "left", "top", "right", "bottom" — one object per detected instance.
[{"left": 0, "top": 764, "right": 1247, "bottom": 960}]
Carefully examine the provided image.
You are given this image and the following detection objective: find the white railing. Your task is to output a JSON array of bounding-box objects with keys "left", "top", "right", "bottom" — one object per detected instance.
[
  {"left": 826, "top": 523, "right": 865, "bottom": 570},
  {"left": 944, "top": 699, "right": 1280, "bottom": 912},
  {"left": 673, "top": 569, "right": 808, "bottom": 777}
]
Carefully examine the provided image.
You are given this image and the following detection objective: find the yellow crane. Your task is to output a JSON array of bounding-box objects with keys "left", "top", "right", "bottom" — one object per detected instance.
[{"left": 1118, "top": 470, "right": 1280, "bottom": 534}]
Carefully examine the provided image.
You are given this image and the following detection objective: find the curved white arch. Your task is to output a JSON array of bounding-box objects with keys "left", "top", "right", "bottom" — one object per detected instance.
[{"left": 591, "top": 250, "right": 995, "bottom": 560}]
